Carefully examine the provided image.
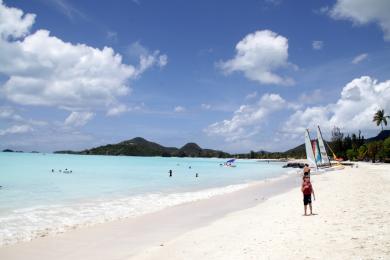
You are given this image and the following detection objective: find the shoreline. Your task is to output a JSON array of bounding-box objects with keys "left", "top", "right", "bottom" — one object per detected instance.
[
  {"left": 135, "top": 162, "right": 390, "bottom": 260},
  {"left": 1, "top": 163, "right": 389, "bottom": 259},
  {"left": 0, "top": 168, "right": 294, "bottom": 247},
  {"left": 0, "top": 172, "right": 299, "bottom": 259}
]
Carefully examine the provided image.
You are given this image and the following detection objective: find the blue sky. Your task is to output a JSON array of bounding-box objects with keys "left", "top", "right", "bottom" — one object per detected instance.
[{"left": 1, "top": 0, "right": 390, "bottom": 153}]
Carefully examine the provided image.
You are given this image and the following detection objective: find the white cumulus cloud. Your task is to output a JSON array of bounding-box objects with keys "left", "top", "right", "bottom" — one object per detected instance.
[
  {"left": 0, "top": 1, "right": 167, "bottom": 115},
  {"left": 1, "top": 29, "right": 134, "bottom": 109},
  {"left": 0, "top": 0, "right": 35, "bottom": 39},
  {"left": 64, "top": 111, "right": 94, "bottom": 127},
  {"left": 218, "top": 30, "right": 294, "bottom": 85},
  {"left": 205, "top": 93, "right": 286, "bottom": 141},
  {"left": 329, "top": 0, "right": 390, "bottom": 41},
  {"left": 284, "top": 76, "right": 390, "bottom": 135}
]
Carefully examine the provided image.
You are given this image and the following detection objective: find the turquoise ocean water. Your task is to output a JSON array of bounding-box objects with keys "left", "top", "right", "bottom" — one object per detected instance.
[{"left": 0, "top": 152, "right": 289, "bottom": 246}]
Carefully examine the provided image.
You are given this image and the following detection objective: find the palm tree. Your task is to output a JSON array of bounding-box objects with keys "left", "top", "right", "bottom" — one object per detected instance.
[{"left": 373, "top": 109, "right": 390, "bottom": 131}]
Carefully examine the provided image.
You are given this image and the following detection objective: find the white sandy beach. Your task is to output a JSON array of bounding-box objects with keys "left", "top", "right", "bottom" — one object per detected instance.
[
  {"left": 135, "top": 163, "right": 390, "bottom": 260},
  {"left": 1, "top": 163, "right": 389, "bottom": 260}
]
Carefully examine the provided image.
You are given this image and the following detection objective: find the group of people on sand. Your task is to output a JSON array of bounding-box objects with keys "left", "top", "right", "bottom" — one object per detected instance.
[{"left": 301, "top": 164, "right": 315, "bottom": 216}]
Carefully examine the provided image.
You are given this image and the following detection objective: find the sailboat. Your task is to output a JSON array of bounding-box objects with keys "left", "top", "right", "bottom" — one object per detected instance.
[
  {"left": 224, "top": 158, "right": 236, "bottom": 167},
  {"left": 304, "top": 129, "right": 317, "bottom": 169},
  {"left": 316, "top": 126, "right": 331, "bottom": 167},
  {"left": 304, "top": 126, "right": 332, "bottom": 171}
]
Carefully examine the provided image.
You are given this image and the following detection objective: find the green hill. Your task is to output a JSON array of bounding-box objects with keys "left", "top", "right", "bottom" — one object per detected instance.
[
  {"left": 365, "top": 130, "right": 390, "bottom": 142},
  {"left": 283, "top": 143, "right": 306, "bottom": 158},
  {"left": 175, "top": 143, "right": 230, "bottom": 158},
  {"left": 177, "top": 143, "right": 202, "bottom": 157},
  {"left": 54, "top": 131, "right": 390, "bottom": 159},
  {"left": 55, "top": 137, "right": 230, "bottom": 158},
  {"left": 78, "top": 137, "right": 178, "bottom": 156}
]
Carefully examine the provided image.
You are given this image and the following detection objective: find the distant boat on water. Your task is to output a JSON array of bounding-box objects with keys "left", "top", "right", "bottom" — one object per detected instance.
[{"left": 223, "top": 159, "right": 237, "bottom": 167}]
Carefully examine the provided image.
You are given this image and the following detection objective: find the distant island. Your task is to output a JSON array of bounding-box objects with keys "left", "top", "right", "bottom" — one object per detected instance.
[
  {"left": 54, "top": 130, "right": 390, "bottom": 161},
  {"left": 52, "top": 136, "right": 304, "bottom": 159},
  {"left": 55, "top": 137, "right": 231, "bottom": 158},
  {"left": 54, "top": 137, "right": 297, "bottom": 158},
  {"left": 2, "top": 149, "right": 24, "bottom": 153}
]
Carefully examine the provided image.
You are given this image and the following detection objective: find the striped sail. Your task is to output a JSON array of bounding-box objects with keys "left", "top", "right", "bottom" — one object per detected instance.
[
  {"left": 317, "top": 126, "right": 330, "bottom": 165},
  {"left": 311, "top": 139, "right": 322, "bottom": 164}
]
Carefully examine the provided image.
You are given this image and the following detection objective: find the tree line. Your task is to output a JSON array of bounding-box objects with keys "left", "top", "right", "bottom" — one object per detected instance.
[
  {"left": 236, "top": 109, "right": 390, "bottom": 163},
  {"left": 330, "top": 126, "right": 390, "bottom": 163},
  {"left": 305, "top": 109, "right": 390, "bottom": 163}
]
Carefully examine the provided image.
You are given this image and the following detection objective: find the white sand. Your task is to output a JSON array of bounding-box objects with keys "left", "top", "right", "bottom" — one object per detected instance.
[{"left": 135, "top": 163, "right": 390, "bottom": 260}]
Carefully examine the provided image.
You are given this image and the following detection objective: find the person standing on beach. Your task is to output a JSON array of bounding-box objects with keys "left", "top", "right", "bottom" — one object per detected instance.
[
  {"left": 301, "top": 176, "right": 315, "bottom": 216},
  {"left": 303, "top": 164, "right": 310, "bottom": 177}
]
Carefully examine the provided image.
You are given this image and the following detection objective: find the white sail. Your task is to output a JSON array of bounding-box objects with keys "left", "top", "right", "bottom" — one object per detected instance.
[
  {"left": 305, "top": 129, "right": 317, "bottom": 168},
  {"left": 317, "top": 126, "right": 330, "bottom": 166}
]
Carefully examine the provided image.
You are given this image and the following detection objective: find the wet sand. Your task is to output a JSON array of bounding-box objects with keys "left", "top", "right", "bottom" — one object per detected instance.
[{"left": 0, "top": 174, "right": 298, "bottom": 260}]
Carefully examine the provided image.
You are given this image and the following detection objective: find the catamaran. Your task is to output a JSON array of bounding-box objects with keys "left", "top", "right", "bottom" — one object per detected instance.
[{"left": 305, "top": 126, "right": 342, "bottom": 172}]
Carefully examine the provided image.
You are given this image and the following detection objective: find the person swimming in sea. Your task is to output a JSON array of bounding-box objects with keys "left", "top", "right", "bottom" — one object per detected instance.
[
  {"left": 195, "top": 173, "right": 198, "bottom": 178},
  {"left": 169, "top": 169, "right": 173, "bottom": 177}
]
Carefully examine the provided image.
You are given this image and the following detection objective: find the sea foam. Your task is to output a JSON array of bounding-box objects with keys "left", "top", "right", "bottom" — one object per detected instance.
[{"left": 0, "top": 183, "right": 249, "bottom": 246}]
